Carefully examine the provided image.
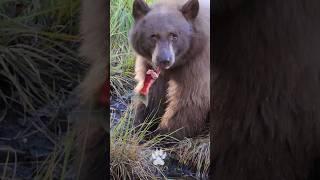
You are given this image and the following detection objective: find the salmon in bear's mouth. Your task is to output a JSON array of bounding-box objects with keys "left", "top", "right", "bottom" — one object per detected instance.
[
  {"left": 99, "top": 66, "right": 159, "bottom": 105},
  {"left": 139, "top": 66, "right": 160, "bottom": 96}
]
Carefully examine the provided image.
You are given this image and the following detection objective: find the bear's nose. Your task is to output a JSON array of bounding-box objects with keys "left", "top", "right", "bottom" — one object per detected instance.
[
  {"left": 156, "top": 52, "right": 172, "bottom": 68},
  {"left": 158, "top": 57, "right": 171, "bottom": 66}
]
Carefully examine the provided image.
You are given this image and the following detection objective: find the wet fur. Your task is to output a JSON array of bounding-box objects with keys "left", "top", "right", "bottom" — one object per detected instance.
[
  {"left": 131, "top": 0, "right": 210, "bottom": 139},
  {"left": 71, "top": 0, "right": 108, "bottom": 179},
  {"left": 213, "top": 0, "right": 320, "bottom": 179}
]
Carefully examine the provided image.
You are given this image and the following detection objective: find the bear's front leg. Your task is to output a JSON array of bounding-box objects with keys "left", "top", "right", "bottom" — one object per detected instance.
[
  {"left": 157, "top": 80, "right": 209, "bottom": 139},
  {"left": 133, "top": 74, "right": 169, "bottom": 128},
  {"left": 133, "top": 55, "right": 168, "bottom": 128}
]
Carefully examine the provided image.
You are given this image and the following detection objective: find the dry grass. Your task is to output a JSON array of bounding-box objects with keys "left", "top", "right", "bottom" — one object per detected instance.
[
  {"left": 33, "top": 128, "right": 76, "bottom": 180},
  {"left": 174, "top": 136, "right": 210, "bottom": 178},
  {"left": 0, "top": 0, "right": 84, "bottom": 179},
  {"left": 111, "top": 105, "right": 173, "bottom": 179},
  {"left": 110, "top": 103, "right": 210, "bottom": 179}
]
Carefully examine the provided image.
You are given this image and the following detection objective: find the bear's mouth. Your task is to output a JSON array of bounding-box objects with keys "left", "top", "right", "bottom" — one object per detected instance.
[{"left": 157, "top": 63, "right": 171, "bottom": 70}]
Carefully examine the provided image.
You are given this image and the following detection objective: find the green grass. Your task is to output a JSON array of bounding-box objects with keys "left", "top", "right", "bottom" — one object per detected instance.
[
  {"left": 0, "top": 0, "right": 83, "bottom": 179},
  {"left": 110, "top": 0, "right": 135, "bottom": 97},
  {"left": 110, "top": 0, "right": 154, "bottom": 97},
  {"left": 111, "top": 105, "right": 176, "bottom": 179},
  {"left": 0, "top": 0, "right": 83, "bottom": 112},
  {"left": 111, "top": 105, "right": 210, "bottom": 179}
]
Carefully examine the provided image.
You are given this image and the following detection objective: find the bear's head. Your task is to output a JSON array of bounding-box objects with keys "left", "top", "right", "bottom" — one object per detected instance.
[{"left": 129, "top": 0, "right": 199, "bottom": 70}]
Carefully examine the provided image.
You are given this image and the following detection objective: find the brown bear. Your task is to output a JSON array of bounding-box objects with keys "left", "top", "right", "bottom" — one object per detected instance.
[
  {"left": 130, "top": 0, "right": 210, "bottom": 139},
  {"left": 213, "top": 0, "right": 320, "bottom": 179},
  {"left": 71, "top": 0, "right": 108, "bottom": 179}
]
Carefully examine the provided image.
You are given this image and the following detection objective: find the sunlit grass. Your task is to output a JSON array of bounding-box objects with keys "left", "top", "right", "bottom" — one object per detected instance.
[
  {"left": 110, "top": 0, "right": 135, "bottom": 97},
  {"left": 110, "top": 0, "right": 157, "bottom": 97},
  {"left": 110, "top": 105, "right": 172, "bottom": 179}
]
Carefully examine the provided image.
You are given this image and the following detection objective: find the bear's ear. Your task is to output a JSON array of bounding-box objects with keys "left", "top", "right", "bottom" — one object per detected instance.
[
  {"left": 181, "top": 0, "right": 199, "bottom": 20},
  {"left": 132, "top": 0, "right": 150, "bottom": 21}
]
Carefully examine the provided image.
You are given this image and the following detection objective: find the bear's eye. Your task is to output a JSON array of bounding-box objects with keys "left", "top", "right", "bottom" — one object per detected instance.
[
  {"left": 169, "top": 33, "right": 178, "bottom": 41},
  {"left": 150, "top": 34, "right": 159, "bottom": 41}
]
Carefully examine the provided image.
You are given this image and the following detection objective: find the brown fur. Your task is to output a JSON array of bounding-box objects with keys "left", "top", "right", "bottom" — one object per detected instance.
[
  {"left": 213, "top": 0, "right": 320, "bottom": 179},
  {"left": 71, "top": 0, "right": 108, "bottom": 179},
  {"left": 131, "top": 0, "right": 210, "bottom": 139}
]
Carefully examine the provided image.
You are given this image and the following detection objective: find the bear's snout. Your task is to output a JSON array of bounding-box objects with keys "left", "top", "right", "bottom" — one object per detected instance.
[
  {"left": 157, "top": 54, "right": 171, "bottom": 68},
  {"left": 155, "top": 45, "right": 174, "bottom": 69}
]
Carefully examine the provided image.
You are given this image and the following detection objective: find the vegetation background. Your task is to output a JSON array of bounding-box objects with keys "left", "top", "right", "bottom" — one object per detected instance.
[{"left": 0, "top": 0, "right": 85, "bottom": 179}]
